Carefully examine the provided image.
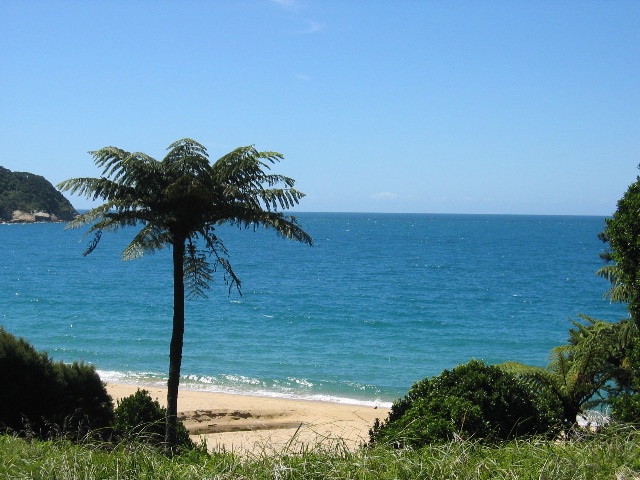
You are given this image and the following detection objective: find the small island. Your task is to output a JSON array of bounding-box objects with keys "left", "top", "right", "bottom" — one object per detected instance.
[{"left": 0, "top": 166, "right": 77, "bottom": 223}]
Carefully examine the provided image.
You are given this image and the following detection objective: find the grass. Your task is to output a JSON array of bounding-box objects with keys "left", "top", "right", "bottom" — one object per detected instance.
[{"left": 1, "top": 427, "right": 639, "bottom": 479}]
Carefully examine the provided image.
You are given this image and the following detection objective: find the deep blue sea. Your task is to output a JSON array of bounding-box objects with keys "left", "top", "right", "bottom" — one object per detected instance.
[{"left": 0, "top": 213, "right": 627, "bottom": 407}]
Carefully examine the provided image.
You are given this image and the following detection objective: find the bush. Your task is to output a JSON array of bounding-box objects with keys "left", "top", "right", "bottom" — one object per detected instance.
[
  {"left": 113, "top": 389, "right": 194, "bottom": 450},
  {"left": 370, "top": 359, "right": 561, "bottom": 448},
  {"left": 611, "top": 392, "right": 640, "bottom": 424},
  {"left": 0, "top": 328, "right": 114, "bottom": 438},
  {"left": 608, "top": 340, "right": 640, "bottom": 425}
]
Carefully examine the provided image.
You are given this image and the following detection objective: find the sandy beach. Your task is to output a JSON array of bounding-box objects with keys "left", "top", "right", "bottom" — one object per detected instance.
[{"left": 106, "top": 383, "right": 390, "bottom": 455}]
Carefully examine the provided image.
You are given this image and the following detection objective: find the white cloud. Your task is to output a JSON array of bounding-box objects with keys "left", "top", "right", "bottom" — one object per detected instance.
[
  {"left": 269, "top": 0, "right": 323, "bottom": 34},
  {"left": 371, "top": 192, "right": 399, "bottom": 200},
  {"left": 295, "top": 73, "right": 311, "bottom": 81},
  {"left": 270, "top": 0, "right": 298, "bottom": 7},
  {"left": 298, "top": 20, "right": 324, "bottom": 34}
]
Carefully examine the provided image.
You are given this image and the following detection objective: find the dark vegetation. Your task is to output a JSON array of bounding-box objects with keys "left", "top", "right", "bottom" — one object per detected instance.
[
  {"left": 0, "top": 166, "right": 76, "bottom": 221},
  {"left": 369, "top": 360, "right": 561, "bottom": 448},
  {"left": 0, "top": 328, "right": 192, "bottom": 449},
  {"left": 0, "top": 327, "right": 113, "bottom": 438},
  {"left": 113, "top": 389, "right": 194, "bottom": 450}
]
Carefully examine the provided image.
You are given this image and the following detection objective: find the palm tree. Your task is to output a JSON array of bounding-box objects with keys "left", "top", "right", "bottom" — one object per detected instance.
[
  {"left": 596, "top": 263, "right": 632, "bottom": 305},
  {"left": 501, "top": 316, "right": 635, "bottom": 425},
  {"left": 58, "top": 138, "right": 312, "bottom": 448}
]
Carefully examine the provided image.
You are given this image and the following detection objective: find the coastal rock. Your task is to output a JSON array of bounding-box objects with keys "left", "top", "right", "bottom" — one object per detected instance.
[{"left": 9, "top": 210, "right": 64, "bottom": 223}]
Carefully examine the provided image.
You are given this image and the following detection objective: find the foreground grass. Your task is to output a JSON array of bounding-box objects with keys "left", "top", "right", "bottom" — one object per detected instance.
[{"left": 1, "top": 428, "right": 640, "bottom": 480}]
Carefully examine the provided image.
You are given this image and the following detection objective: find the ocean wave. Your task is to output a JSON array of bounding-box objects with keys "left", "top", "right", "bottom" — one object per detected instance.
[{"left": 97, "top": 369, "right": 393, "bottom": 408}]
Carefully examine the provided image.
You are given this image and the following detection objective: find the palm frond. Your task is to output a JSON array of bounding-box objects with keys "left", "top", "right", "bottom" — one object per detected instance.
[
  {"left": 596, "top": 264, "right": 619, "bottom": 283},
  {"left": 213, "top": 146, "right": 279, "bottom": 185},
  {"left": 199, "top": 229, "right": 242, "bottom": 294},
  {"left": 499, "top": 361, "right": 561, "bottom": 395},
  {"left": 595, "top": 264, "right": 631, "bottom": 303},
  {"left": 57, "top": 177, "right": 118, "bottom": 201},
  {"left": 259, "top": 187, "right": 306, "bottom": 211},
  {"left": 222, "top": 208, "right": 313, "bottom": 246},
  {"left": 121, "top": 224, "right": 169, "bottom": 260},
  {"left": 617, "top": 320, "right": 638, "bottom": 347},
  {"left": 63, "top": 204, "right": 112, "bottom": 230},
  {"left": 184, "top": 240, "right": 214, "bottom": 299},
  {"left": 164, "top": 138, "right": 208, "bottom": 163},
  {"left": 82, "top": 230, "right": 102, "bottom": 257},
  {"left": 262, "top": 213, "right": 313, "bottom": 245},
  {"left": 547, "top": 347, "right": 575, "bottom": 389},
  {"left": 90, "top": 147, "right": 159, "bottom": 186},
  {"left": 61, "top": 139, "right": 311, "bottom": 298}
]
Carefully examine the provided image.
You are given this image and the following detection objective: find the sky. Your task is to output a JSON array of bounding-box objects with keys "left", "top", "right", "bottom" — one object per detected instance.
[{"left": 1, "top": 1, "right": 638, "bottom": 216}]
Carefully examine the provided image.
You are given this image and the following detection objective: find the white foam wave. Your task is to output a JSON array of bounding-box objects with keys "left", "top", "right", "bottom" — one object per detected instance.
[{"left": 98, "top": 370, "right": 393, "bottom": 408}]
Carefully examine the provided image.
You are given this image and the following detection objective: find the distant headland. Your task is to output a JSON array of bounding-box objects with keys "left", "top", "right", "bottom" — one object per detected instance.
[{"left": 0, "top": 166, "right": 77, "bottom": 223}]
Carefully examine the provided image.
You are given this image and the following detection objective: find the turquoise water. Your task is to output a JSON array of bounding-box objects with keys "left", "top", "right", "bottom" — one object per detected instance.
[{"left": 0, "top": 213, "right": 627, "bottom": 407}]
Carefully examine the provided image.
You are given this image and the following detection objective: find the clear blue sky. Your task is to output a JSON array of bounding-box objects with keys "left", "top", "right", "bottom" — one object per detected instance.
[{"left": 1, "top": 1, "right": 638, "bottom": 215}]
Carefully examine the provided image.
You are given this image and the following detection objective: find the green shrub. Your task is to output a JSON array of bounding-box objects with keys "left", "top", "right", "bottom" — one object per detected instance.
[
  {"left": 0, "top": 328, "right": 114, "bottom": 438},
  {"left": 370, "top": 359, "right": 561, "bottom": 448},
  {"left": 611, "top": 392, "right": 640, "bottom": 424},
  {"left": 113, "top": 389, "right": 194, "bottom": 450},
  {"left": 608, "top": 340, "right": 640, "bottom": 425}
]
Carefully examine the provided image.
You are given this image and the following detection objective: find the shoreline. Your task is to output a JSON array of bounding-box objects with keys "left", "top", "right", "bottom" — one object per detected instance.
[
  {"left": 100, "top": 373, "right": 394, "bottom": 409},
  {"left": 106, "top": 382, "right": 390, "bottom": 454}
]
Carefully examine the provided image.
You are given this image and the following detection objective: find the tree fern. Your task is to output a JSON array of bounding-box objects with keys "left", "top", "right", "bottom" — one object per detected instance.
[
  {"left": 500, "top": 316, "right": 634, "bottom": 424},
  {"left": 58, "top": 138, "right": 312, "bottom": 448}
]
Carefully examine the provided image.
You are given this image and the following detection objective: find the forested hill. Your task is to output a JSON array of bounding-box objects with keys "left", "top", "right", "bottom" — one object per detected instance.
[{"left": 0, "top": 167, "right": 77, "bottom": 222}]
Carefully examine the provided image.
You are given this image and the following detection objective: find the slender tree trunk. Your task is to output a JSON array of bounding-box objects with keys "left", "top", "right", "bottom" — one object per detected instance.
[
  {"left": 165, "top": 237, "right": 185, "bottom": 449},
  {"left": 563, "top": 400, "right": 581, "bottom": 429}
]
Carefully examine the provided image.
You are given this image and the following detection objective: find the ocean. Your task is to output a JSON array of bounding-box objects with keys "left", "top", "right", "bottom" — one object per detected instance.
[{"left": 0, "top": 213, "right": 627, "bottom": 407}]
